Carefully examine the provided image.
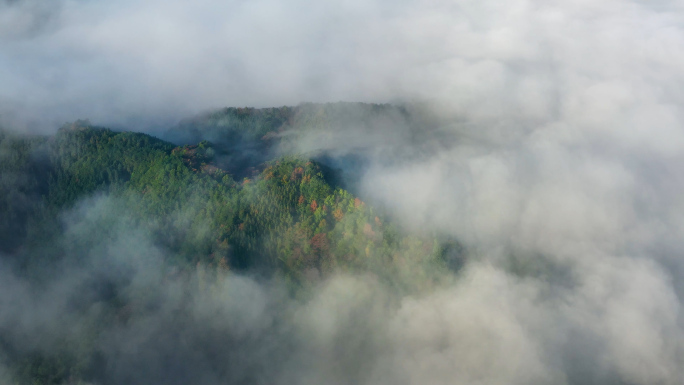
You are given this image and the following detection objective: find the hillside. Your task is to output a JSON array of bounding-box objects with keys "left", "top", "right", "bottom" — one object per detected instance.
[
  {"left": 2, "top": 117, "right": 461, "bottom": 275},
  {"left": 0, "top": 106, "right": 466, "bottom": 384}
]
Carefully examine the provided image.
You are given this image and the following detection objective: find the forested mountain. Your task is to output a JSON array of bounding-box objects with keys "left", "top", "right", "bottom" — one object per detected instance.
[
  {"left": 0, "top": 104, "right": 462, "bottom": 385},
  {"left": 164, "top": 102, "right": 451, "bottom": 183}
]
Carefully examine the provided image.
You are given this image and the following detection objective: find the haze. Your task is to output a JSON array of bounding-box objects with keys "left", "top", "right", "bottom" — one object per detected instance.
[{"left": 2, "top": 0, "right": 684, "bottom": 384}]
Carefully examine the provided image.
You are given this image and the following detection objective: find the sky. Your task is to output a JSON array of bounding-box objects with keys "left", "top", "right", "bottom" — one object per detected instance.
[{"left": 2, "top": 0, "right": 684, "bottom": 384}]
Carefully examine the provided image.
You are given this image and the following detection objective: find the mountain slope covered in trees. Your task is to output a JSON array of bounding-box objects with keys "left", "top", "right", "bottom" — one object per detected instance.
[{"left": 0, "top": 104, "right": 462, "bottom": 385}]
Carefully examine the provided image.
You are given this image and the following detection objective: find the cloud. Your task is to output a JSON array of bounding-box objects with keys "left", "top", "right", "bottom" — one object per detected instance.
[
  {"left": 2, "top": 1, "right": 684, "bottom": 384},
  {"left": 1, "top": 0, "right": 680, "bottom": 132},
  {"left": 0, "top": 187, "right": 682, "bottom": 384}
]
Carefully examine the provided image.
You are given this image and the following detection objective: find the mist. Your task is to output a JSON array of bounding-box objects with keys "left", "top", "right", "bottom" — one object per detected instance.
[
  {"left": 3, "top": 0, "right": 680, "bottom": 133},
  {"left": 3, "top": 0, "right": 684, "bottom": 384}
]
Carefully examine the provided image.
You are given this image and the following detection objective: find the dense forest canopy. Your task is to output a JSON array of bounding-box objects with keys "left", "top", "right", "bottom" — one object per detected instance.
[{"left": 0, "top": 103, "right": 463, "bottom": 385}]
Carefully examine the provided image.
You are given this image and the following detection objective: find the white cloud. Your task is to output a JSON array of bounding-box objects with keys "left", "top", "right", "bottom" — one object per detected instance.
[{"left": 3, "top": 1, "right": 684, "bottom": 383}]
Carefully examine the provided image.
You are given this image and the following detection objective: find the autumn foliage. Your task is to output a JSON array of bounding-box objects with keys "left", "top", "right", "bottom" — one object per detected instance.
[{"left": 333, "top": 208, "right": 344, "bottom": 221}]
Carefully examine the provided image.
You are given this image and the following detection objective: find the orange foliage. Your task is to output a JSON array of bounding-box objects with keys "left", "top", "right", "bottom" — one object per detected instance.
[
  {"left": 333, "top": 208, "right": 344, "bottom": 221},
  {"left": 298, "top": 195, "right": 305, "bottom": 204},
  {"left": 310, "top": 199, "right": 318, "bottom": 211},
  {"left": 291, "top": 167, "right": 304, "bottom": 181},
  {"left": 363, "top": 223, "right": 375, "bottom": 237}
]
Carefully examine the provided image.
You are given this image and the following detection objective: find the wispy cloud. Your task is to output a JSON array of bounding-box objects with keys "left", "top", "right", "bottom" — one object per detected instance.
[{"left": 2, "top": 1, "right": 684, "bottom": 384}]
